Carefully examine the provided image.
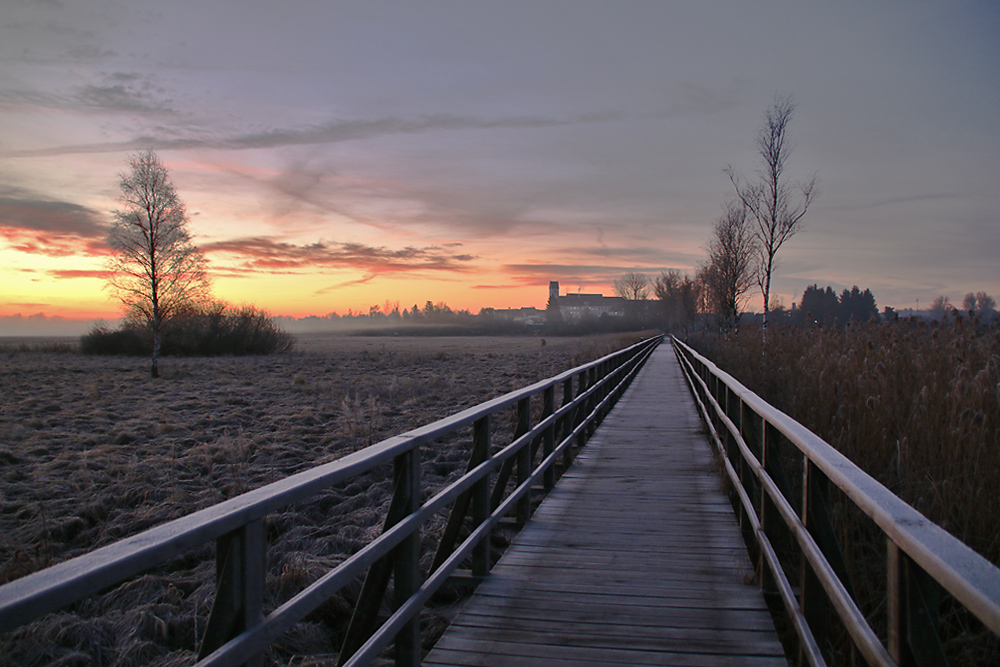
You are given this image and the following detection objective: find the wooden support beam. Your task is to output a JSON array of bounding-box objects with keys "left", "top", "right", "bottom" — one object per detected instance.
[
  {"left": 757, "top": 419, "right": 778, "bottom": 599},
  {"left": 393, "top": 449, "right": 422, "bottom": 667},
  {"left": 199, "top": 519, "right": 265, "bottom": 666},
  {"left": 542, "top": 387, "right": 555, "bottom": 490},
  {"left": 515, "top": 397, "right": 532, "bottom": 526},
  {"left": 339, "top": 450, "right": 422, "bottom": 666},
  {"left": 576, "top": 372, "right": 589, "bottom": 448},
  {"left": 888, "top": 541, "right": 948, "bottom": 667},
  {"left": 471, "top": 416, "right": 492, "bottom": 578},
  {"left": 431, "top": 425, "right": 490, "bottom": 573},
  {"left": 799, "top": 460, "right": 829, "bottom": 662},
  {"left": 562, "top": 378, "right": 574, "bottom": 468}
]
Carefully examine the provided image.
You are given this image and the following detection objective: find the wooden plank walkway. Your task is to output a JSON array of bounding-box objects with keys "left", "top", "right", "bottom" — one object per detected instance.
[{"left": 423, "top": 344, "right": 787, "bottom": 666}]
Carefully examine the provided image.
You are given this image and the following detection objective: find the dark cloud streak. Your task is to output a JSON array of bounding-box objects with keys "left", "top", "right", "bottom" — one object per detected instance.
[
  {"left": 827, "top": 191, "right": 969, "bottom": 212},
  {"left": 497, "top": 262, "right": 679, "bottom": 289},
  {"left": 3, "top": 111, "right": 620, "bottom": 157},
  {"left": 0, "top": 196, "right": 106, "bottom": 236},
  {"left": 203, "top": 236, "right": 477, "bottom": 275},
  {"left": 0, "top": 194, "right": 109, "bottom": 256},
  {"left": 0, "top": 71, "right": 177, "bottom": 117}
]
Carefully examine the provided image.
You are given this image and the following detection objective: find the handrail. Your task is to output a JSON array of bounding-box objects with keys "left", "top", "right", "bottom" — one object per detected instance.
[
  {"left": 0, "top": 334, "right": 662, "bottom": 666},
  {"left": 672, "top": 336, "right": 1000, "bottom": 666}
]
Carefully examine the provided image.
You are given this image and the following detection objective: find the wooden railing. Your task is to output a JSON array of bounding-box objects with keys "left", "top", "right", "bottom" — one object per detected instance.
[
  {"left": 0, "top": 335, "right": 662, "bottom": 667},
  {"left": 672, "top": 336, "right": 1000, "bottom": 666}
]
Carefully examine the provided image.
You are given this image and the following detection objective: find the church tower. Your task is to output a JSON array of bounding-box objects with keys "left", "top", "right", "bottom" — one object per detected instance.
[{"left": 549, "top": 281, "right": 559, "bottom": 304}]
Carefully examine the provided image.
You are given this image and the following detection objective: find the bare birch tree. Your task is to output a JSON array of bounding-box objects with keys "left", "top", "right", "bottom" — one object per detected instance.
[
  {"left": 106, "top": 150, "right": 209, "bottom": 377},
  {"left": 725, "top": 95, "right": 816, "bottom": 335}
]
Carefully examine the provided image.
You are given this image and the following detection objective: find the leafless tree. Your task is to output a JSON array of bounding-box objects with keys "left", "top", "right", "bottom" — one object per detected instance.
[
  {"left": 725, "top": 94, "right": 816, "bottom": 335},
  {"left": 614, "top": 272, "right": 651, "bottom": 301},
  {"left": 930, "top": 295, "right": 954, "bottom": 318},
  {"left": 654, "top": 270, "right": 699, "bottom": 332},
  {"left": 106, "top": 150, "right": 209, "bottom": 377},
  {"left": 703, "top": 200, "right": 757, "bottom": 329},
  {"left": 962, "top": 293, "right": 977, "bottom": 312},
  {"left": 964, "top": 291, "right": 997, "bottom": 314},
  {"left": 977, "top": 292, "right": 997, "bottom": 312}
]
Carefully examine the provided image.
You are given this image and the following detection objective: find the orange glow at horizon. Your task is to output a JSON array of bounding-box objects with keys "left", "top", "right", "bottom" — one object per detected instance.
[
  {"left": 0, "top": 275, "right": 561, "bottom": 321},
  {"left": 0, "top": 154, "right": 699, "bottom": 328}
]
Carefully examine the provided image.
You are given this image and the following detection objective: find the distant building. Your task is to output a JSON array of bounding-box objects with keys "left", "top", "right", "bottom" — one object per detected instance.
[
  {"left": 548, "top": 281, "right": 626, "bottom": 322},
  {"left": 491, "top": 306, "right": 546, "bottom": 326}
]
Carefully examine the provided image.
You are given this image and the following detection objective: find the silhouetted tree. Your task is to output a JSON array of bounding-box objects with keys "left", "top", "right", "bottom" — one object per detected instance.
[
  {"left": 977, "top": 292, "right": 996, "bottom": 312},
  {"left": 930, "top": 295, "right": 953, "bottom": 318},
  {"left": 839, "top": 286, "right": 878, "bottom": 323},
  {"left": 654, "top": 270, "right": 699, "bottom": 332},
  {"left": 703, "top": 200, "right": 756, "bottom": 329},
  {"left": 964, "top": 292, "right": 996, "bottom": 314},
  {"left": 106, "top": 150, "right": 209, "bottom": 377},
  {"left": 800, "top": 285, "right": 839, "bottom": 326},
  {"left": 725, "top": 95, "right": 816, "bottom": 336},
  {"left": 614, "top": 272, "right": 651, "bottom": 301}
]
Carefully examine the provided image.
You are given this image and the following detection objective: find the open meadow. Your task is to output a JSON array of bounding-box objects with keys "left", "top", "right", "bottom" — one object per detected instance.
[{"left": 0, "top": 332, "right": 646, "bottom": 666}]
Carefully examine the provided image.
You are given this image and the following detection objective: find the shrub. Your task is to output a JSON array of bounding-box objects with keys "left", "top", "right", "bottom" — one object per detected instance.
[
  {"left": 81, "top": 304, "right": 294, "bottom": 357},
  {"left": 79, "top": 323, "right": 149, "bottom": 356}
]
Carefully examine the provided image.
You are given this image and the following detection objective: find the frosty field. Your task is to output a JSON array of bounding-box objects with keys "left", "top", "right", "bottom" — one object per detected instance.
[{"left": 0, "top": 333, "right": 642, "bottom": 666}]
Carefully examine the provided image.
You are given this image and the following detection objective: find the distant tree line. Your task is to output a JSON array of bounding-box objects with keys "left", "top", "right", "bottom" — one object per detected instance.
[
  {"left": 791, "top": 285, "right": 878, "bottom": 326},
  {"left": 279, "top": 299, "right": 662, "bottom": 336},
  {"left": 278, "top": 300, "right": 492, "bottom": 335},
  {"left": 600, "top": 268, "right": 1000, "bottom": 333},
  {"left": 930, "top": 292, "right": 997, "bottom": 319}
]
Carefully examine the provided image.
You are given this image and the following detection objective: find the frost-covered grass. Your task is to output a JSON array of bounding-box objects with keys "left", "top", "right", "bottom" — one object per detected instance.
[{"left": 0, "top": 333, "right": 645, "bottom": 666}]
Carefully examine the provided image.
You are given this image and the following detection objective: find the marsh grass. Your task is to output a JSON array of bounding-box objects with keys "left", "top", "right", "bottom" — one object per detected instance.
[
  {"left": 0, "top": 332, "right": 645, "bottom": 666},
  {"left": 697, "top": 319, "right": 1000, "bottom": 662}
]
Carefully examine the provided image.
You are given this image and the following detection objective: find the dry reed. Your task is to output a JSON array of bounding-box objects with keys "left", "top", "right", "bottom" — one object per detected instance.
[{"left": 697, "top": 318, "right": 1000, "bottom": 663}]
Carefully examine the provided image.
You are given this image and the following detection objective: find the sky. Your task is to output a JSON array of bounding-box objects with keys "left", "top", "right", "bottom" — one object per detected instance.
[{"left": 1, "top": 0, "right": 998, "bottom": 334}]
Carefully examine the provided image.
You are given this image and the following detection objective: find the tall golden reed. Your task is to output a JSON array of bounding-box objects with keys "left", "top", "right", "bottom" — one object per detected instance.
[{"left": 704, "top": 318, "right": 1000, "bottom": 565}]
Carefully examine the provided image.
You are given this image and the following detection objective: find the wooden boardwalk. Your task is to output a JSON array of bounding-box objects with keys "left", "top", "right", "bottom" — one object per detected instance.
[{"left": 424, "top": 345, "right": 787, "bottom": 666}]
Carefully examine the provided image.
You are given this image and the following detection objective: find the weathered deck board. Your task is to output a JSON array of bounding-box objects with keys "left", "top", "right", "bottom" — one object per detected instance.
[{"left": 423, "top": 345, "right": 787, "bottom": 666}]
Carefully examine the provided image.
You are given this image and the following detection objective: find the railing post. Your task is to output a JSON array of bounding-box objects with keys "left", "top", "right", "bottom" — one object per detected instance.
[
  {"left": 728, "top": 390, "right": 749, "bottom": 532},
  {"left": 576, "top": 372, "right": 588, "bottom": 449},
  {"left": 515, "top": 397, "right": 532, "bottom": 526},
  {"left": 199, "top": 519, "right": 265, "bottom": 666},
  {"left": 803, "top": 452, "right": 859, "bottom": 655},
  {"left": 800, "top": 460, "right": 828, "bottom": 661},
  {"left": 600, "top": 359, "right": 612, "bottom": 418},
  {"left": 887, "top": 540, "right": 948, "bottom": 667},
  {"left": 585, "top": 367, "right": 597, "bottom": 437},
  {"left": 543, "top": 386, "right": 556, "bottom": 490},
  {"left": 758, "top": 419, "right": 778, "bottom": 599},
  {"left": 611, "top": 355, "right": 625, "bottom": 402},
  {"left": 394, "top": 448, "right": 421, "bottom": 667},
  {"left": 340, "top": 447, "right": 423, "bottom": 666},
  {"left": 888, "top": 540, "right": 910, "bottom": 666},
  {"left": 562, "top": 378, "right": 574, "bottom": 467},
  {"left": 472, "top": 415, "right": 492, "bottom": 578}
]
